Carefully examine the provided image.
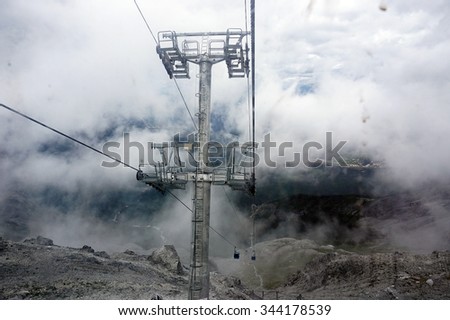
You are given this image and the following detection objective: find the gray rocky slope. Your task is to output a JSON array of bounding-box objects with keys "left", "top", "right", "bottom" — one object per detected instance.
[
  {"left": 0, "top": 237, "right": 255, "bottom": 300},
  {"left": 1, "top": 236, "right": 448, "bottom": 299},
  {"left": 1, "top": 184, "right": 449, "bottom": 299}
]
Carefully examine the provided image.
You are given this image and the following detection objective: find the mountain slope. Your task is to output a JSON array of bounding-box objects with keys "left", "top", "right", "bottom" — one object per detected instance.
[{"left": 0, "top": 237, "right": 254, "bottom": 300}]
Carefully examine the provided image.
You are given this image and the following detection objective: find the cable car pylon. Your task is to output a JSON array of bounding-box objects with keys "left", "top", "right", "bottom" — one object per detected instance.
[{"left": 137, "top": 26, "right": 255, "bottom": 299}]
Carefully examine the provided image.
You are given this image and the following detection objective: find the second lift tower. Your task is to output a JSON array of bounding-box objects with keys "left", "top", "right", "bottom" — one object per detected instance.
[{"left": 138, "top": 29, "right": 253, "bottom": 299}]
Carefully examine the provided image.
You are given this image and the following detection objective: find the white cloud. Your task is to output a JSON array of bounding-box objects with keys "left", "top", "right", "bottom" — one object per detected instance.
[{"left": 1, "top": 0, "right": 450, "bottom": 193}]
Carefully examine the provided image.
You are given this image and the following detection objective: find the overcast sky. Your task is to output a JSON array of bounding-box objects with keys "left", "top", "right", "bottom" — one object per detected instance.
[{"left": 1, "top": 0, "right": 450, "bottom": 192}]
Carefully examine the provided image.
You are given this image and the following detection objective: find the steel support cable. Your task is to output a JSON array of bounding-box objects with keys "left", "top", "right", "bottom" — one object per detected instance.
[
  {"left": 173, "top": 77, "right": 198, "bottom": 131},
  {"left": 0, "top": 103, "right": 140, "bottom": 172},
  {"left": 250, "top": 0, "right": 256, "bottom": 195},
  {"left": 166, "top": 189, "right": 238, "bottom": 248},
  {"left": 244, "top": 0, "right": 252, "bottom": 141},
  {"left": 0, "top": 102, "right": 237, "bottom": 249},
  {"left": 222, "top": 186, "right": 243, "bottom": 222},
  {"left": 133, "top": 0, "right": 198, "bottom": 131},
  {"left": 133, "top": 0, "right": 157, "bottom": 43}
]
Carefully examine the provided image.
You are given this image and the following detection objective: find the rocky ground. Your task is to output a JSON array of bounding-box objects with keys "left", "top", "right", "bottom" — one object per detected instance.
[
  {"left": 284, "top": 250, "right": 450, "bottom": 299},
  {"left": 1, "top": 184, "right": 449, "bottom": 300},
  {"left": 0, "top": 236, "right": 256, "bottom": 300},
  {"left": 1, "top": 236, "right": 448, "bottom": 300},
  {"left": 216, "top": 238, "right": 450, "bottom": 299}
]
